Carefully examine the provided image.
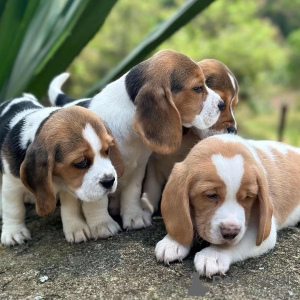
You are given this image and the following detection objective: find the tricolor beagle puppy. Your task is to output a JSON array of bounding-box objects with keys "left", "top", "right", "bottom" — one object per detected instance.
[
  {"left": 155, "top": 134, "right": 300, "bottom": 277},
  {"left": 141, "top": 59, "right": 239, "bottom": 214},
  {"left": 48, "top": 50, "right": 225, "bottom": 232},
  {"left": 0, "top": 94, "right": 123, "bottom": 246}
]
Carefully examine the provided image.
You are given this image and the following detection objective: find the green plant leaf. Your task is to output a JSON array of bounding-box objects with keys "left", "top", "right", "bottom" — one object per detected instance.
[
  {"left": 27, "top": 0, "right": 118, "bottom": 98},
  {"left": 4, "top": 0, "right": 88, "bottom": 99},
  {"left": 85, "top": 0, "right": 215, "bottom": 97},
  {"left": 0, "top": 0, "right": 40, "bottom": 100}
]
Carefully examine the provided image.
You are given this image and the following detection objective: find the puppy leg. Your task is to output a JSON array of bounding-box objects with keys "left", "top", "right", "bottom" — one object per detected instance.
[
  {"left": 1, "top": 174, "right": 31, "bottom": 246},
  {"left": 155, "top": 234, "right": 192, "bottom": 264},
  {"left": 141, "top": 156, "right": 165, "bottom": 214},
  {"left": 82, "top": 196, "right": 121, "bottom": 239},
  {"left": 194, "top": 217, "right": 277, "bottom": 277},
  {"left": 121, "top": 164, "right": 152, "bottom": 230},
  {"left": 60, "top": 192, "right": 91, "bottom": 243}
]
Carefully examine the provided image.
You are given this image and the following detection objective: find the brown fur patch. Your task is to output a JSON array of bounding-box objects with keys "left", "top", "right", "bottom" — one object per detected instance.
[
  {"left": 199, "top": 59, "right": 239, "bottom": 132},
  {"left": 133, "top": 50, "right": 210, "bottom": 154},
  {"left": 254, "top": 146, "right": 300, "bottom": 228}
]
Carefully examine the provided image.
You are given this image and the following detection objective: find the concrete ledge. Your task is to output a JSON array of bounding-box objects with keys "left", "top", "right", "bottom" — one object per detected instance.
[{"left": 0, "top": 205, "right": 299, "bottom": 299}]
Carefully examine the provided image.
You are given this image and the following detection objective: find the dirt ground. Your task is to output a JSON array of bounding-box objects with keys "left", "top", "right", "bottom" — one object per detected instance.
[{"left": 0, "top": 204, "right": 299, "bottom": 300}]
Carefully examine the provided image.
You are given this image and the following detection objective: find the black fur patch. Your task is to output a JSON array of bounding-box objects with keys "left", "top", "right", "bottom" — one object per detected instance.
[
  {"left": 125, "top": 62, "right": 147, "bottom": 102},
  {"left": 75, "top": 99, "right": 91, "bottom": 109},
  {"left": 0, "top": 100, "right": 42, "bottom": 173},
  {"left": 170, "top": 71, "right": 183, "bottom": 93},
  {"left": 0, "top": 100, "right": 11, "bottom": 115},
  {"left": 56, "top": 94, "right": 76, "bottom": 107},
  {"left": 2, "top": 119, "right": 27, "bottom": 177}
]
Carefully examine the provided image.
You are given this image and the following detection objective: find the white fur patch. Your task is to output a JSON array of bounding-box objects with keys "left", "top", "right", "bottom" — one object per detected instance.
[
  {"left": 1, "top": 96, "right": 42, "bottom": 117},
  {"left": 210, "top": 154, "right": 246, "bottom": 244},
  {"left": 9, "top": 109, "right": 37, "bottom": 129},
  {"left": 83, "top": 123, "right": 102, "bottom": 153},
  {"left": 250, "top": 141, "right": 276, "bottom": 161},
  {"left": 155, "top": 234, "right": 191, "bottom": 263},
  {"left": 20, "top": 107, "right": 60, "bottom": 149},
  {"left": 229, "top": 97, "right": 237, "bottom": 129},
  {"left": 76, "top": 124, "right": 117, "bottom": 202},
  {"left": 228, "top": 73, "right": 236, "bottom": 91},
  {"left": 211, "top": 135, "right": 264, "bottom": 170},
  {"left": 189, "top": 87, "right": 222, "bottom": 130},
  {"left": 63, "top": 98, "right": 91, "bottom": 108},
  {"left": 212, "top": 154, "right": 244, "bottom": 196},
  {"left": 48, "top": 73, "right": 70, "bottom": 106}
]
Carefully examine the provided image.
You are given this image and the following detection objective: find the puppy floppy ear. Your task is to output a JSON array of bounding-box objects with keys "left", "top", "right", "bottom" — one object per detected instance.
[
  {"left": 134, "top": 84, "right": 182, "bottom": 155},
  {"left": 256, "top": 167, "right": 273, "bottom": 246},
  {"left": 20, "top": 140, "right": 56, "bottom": 217},
  {"left": 105, "top": 125, "right": 124, "bottom": 178},
  {"left": 161, "top": 163, "right": 193, "bottom": 245}
]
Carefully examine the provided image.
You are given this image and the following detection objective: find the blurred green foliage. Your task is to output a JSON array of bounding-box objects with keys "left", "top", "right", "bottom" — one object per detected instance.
[{"left": 68, "top": 0, "right": 300, "bottom": 145}]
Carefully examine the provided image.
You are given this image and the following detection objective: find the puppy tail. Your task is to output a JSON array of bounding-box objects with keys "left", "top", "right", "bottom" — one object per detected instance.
[{"left": 48, "top": 73, "right": 75, "bottom": 107}]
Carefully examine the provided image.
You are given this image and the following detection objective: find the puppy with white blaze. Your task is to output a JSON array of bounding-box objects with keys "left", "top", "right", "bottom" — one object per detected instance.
[
  {"left": 0, "top": 94, "right": 123, "bottom": 245},
  {"left": 155, "top": 134, "right": 300, "bottom": 277},
  {"left": 48, "top": 50, "right": 225, "bottom": 231},
  {"left": 141, "top": 59, "right": 239, "bottom": 214}
]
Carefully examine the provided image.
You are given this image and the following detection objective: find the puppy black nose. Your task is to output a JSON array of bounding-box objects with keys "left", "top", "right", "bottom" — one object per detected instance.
[
  {"left": 218, "top": 101, "right": 226, "bottom": 112},
  {"left": 227, "top": 126, "right": 237, "bottom": 134},
  {"left": 220, "top": 226, "right": 240, "bottom": 240},
  {"left": 100, "top": 176, "right": 115, "bottom": 189}
]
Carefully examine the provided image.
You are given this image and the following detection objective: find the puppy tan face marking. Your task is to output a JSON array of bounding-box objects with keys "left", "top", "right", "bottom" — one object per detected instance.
[
  {"left": 162, "top": 136, "right": 270, "bottom": 246},
  {"left": 75, "top": 123, "right": 117, "bottom": 202},
  {"left": 189, "top": 138, "right": 269, "bottom": 246},
  {"left": 195, "top": 59, "right": 239, "bottom": 138},
  {"left": 21, "top": 106, "right": 123, "bottom": 216},
  {"left": 130, "top": 50, "right": 224, "bottom": 155},
  {"left": 208, "top": 154, "right": 246, "bottom": 245}
]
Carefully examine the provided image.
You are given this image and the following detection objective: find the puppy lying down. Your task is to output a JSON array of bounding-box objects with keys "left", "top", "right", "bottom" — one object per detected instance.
[
  {"left": 0, "top": 94, "right": 123, "bottom": 245},
  {"left": 155, "top": 134, "right": 300, "bottom": 277}
]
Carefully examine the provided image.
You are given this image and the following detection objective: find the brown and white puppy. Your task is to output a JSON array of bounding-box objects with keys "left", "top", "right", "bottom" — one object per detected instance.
[
  {"left": 155, "top": 134, "right": 300, "bottom": 277},
  {"left": 49, "top": 50, "right": 225, "bottom": 232},
  {"left": 0, "top": 94, "right": 123, "bottom": 245},
  {"left": 141, "top": 59, "right": 239, "bottom": 214}
]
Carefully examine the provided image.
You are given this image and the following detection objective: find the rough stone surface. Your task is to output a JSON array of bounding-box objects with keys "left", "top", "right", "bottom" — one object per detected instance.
[{"left": 0, "top": 205, "right": 299, "bottom": 300}]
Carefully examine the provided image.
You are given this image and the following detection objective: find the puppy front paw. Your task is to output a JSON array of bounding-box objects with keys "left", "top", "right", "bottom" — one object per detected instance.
[
  {"left": 63, "top": 220, "right": 91, "bottom": 243},
  {"left": 122, "top": 207, "right": 152, "bottom": 230},
  {"left": 88, "top": 217, "right": 121, "bottom": 239},
  {"left": 1, "top": 226, "right": 31, "bottom": 246},
  {"left": 155, "top": 234, "right": 191, "bottom": 264},
  {"left": 194, "top": 247, "right": 231, "bottom": 278}
]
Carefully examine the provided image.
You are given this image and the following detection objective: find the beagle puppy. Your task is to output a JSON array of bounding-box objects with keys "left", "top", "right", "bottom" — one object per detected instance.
[
  {"left": 48, "top": 50, "right": 225, "bottom": 232},
  {"left": 0, "top": 94, "right": 123, "bottom": 245},
  {"left": 155, "top": 134, "right": 300, "bottom": 277},
  {"left": 141, "top": 59, "right": 239, "bottom": 214}
]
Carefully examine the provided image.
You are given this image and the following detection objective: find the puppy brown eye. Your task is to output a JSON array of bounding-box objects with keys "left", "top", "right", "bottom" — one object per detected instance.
[
  {"left": 206, "top": 193, "right": 218, "bottom": 200},
  {"left": 74, "top": 158, "right": 91, "bottom": 169},
  {"left": 193, "top": 86, "right": 203, "bottom": 93},
  {"left": 105, "top": 149, "right": 109, "bottom": 155}
]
